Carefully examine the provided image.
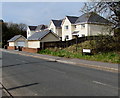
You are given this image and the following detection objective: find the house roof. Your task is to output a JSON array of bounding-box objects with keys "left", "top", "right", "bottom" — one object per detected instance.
[
  {"left": 8, "top": 35, "right": 25, "bottom": 42},
  {"left": 28, "top": 26, "right": 37, "bottom": 31},
  {"left": 35, "top": 25, "right": 48, "bottom": 31},
  {"left": 75, "top": 12, "right": 111, "bottom": 24},
  {"left": 52, "top": 20, "right": 63, "bottom": 28},
  {"left": 66, "top": 16, "right": 79, "bottom": 24},
  {"left": 27, "top": 30, "right": 59, "bottom": 41}
]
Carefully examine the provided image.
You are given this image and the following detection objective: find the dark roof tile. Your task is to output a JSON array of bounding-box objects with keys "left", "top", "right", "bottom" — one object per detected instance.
[
  {"left": 52, "top": 20, "right": 63, "bottom": 28},
  {"left": 66, "top": 16, "right": 79, "bottom": 24},
  {"left": 8, "top": 35, "right": 24, "bottom": 42},
  {"left": 35, "top": 25, "right": 48, "bottom": 31},
  {"left": 27, "top": 30, "right": 59, "bottom": 41},
  {"left": 75, "top": 12, "right": 111, "bottom": 24},
  {"left": 28, "top": 26, "right": 37, "bottom": 31}
]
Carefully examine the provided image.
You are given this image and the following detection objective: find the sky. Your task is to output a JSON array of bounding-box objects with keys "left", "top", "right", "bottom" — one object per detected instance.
[{"left": 2, "top": 2, "right": 84, "bottom": 26}]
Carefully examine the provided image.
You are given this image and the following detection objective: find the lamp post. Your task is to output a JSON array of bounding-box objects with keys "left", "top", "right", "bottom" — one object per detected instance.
[{"left": 75, "top": 35, "right": 78, "bottom": 52}]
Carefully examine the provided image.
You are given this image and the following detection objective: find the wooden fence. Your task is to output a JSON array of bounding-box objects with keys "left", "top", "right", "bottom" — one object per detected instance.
[{"left": 40, "top": 36, "right": 101, "bottom": 49}]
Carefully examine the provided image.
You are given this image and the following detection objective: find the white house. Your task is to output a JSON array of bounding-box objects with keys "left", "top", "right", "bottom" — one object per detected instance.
[
  {"left": 61, "top": 16, "right": 79, "bottom": 41},
  {"left": 35, "top": 24, "right": 48, "bottom": 32},
  {"left": 27, "top": 26, "right": 37, "bottom": 38},
  {"left": 27, "top": 25, "right": 48, "bottom": 38},
  {"left": 49, "top": 19, "right": 63, "bottom": 38},
  {"left": 27, "top": 30, "right": 60, "bottom": 48},
  {"left": 61, "top": 12, "right": 112, "bottom": 41},
  {"left": 8, "top": 35, "right": 27, "bottom": 48}
]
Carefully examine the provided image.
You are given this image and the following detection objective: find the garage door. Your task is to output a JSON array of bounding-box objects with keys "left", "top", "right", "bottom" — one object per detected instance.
[{"left": 17, "top": 41, "right": 25, "bottom": 47}]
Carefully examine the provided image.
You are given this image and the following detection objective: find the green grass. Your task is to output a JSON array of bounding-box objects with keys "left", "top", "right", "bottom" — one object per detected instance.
[{"left": 38, "top": 49, "right": 120, "bottom": 64}]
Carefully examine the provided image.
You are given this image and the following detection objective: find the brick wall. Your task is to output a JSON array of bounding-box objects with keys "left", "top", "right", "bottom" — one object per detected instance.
[
  {"left": 7, "top": 46, "right": 16, "bottom": 50},
  {"left": 22, "top": 47, "right": 40, "bottom": 53}
]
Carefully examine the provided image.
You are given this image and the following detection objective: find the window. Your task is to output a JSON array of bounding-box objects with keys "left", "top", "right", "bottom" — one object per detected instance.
[
  {"left": 75, "top": 25, "right": 77, "bottom": 28},
  {"left": 65, "top": 35, "right": 69, "bottom": 39},
  {"left": 65, "top": 25, "right": 69, "bottom": 30},
  {"left": 81, "top": 34, "right": 85, "bottom": 37},
  {"left": 81, "top": 24, "right": 85, "bottom": 28}
]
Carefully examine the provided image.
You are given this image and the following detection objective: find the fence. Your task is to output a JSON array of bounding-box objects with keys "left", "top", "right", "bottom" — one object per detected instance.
[{"left": 40, "top": 36, "right": 100, "bottom": 49}]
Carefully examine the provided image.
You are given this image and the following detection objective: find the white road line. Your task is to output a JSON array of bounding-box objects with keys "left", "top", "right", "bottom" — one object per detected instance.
[
  {"left": 92, "top": 80, "right": 119, "bottom": 90},
  {"left": 93, "top": 81, "right": 107, "bottom": 86},
  {"left": 16, "top": 59, "right": 25, "bottom": 62},
  {"left": 46, "top": 67, "right": 66, "bottom": 74}
]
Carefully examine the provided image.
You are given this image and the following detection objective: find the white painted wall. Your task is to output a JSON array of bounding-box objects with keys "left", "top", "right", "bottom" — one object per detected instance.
[
  {"left": 28, "top": 33, "right": 60, "bottom": 48},
  {"left": 27, "top": 27, "right": 36, "bottom": 38},
  {"left": 74, "top": 24, "right": 88, "bottom": 37},
  {"left": 28, "top": 41, "right": 40, "bottom": 48},
  {"left": 62, "top": 17, "right": 74, "bottom": 41},
  {"left": 9, "top": 36, "right": 27, "bottom": 47},
  {"left": 88, "top": 24, "right": 112, "bottom": 36},
  {"left": 49, "top": 21, "right": 62, "bottom": 37},
  {"left": 49, "top": 21, "right": 56, "bottom": 33},
  {"left": 9, "top": 42, "right": 14, "bottom": 46},
  {"left": 74, "top": 23, "right": 112, "bottom": 37}
]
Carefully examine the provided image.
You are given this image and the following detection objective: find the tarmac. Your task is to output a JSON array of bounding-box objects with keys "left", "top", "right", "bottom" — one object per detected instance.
[{"left": 1, "top": 48, "right": 119, "bottom": 73}]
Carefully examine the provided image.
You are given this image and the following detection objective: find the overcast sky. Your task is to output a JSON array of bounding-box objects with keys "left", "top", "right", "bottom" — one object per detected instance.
[{"left": 2, "top": 2, "right": 84, "bottom": 26}]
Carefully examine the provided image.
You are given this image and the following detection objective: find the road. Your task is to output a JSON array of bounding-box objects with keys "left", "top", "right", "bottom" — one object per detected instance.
[{"left": 2, "top": 51, "right": 118, "bottom": 96}]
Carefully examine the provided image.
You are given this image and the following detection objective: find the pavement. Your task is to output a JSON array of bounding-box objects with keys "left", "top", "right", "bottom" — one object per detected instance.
[
  {"left": 2, "top": 51, "right": 118, "bottom": 96},
  {"left": 1, "top": 48, "right": 119, "bottom": 73}
]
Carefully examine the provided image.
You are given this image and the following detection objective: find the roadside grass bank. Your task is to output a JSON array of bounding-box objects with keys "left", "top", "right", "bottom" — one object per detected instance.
[
  {"left": 38, "top": 39, "right": 120, "bottom": 64},
  {"left": 38, "top": 49, "right": 120, "bottom": 64}
]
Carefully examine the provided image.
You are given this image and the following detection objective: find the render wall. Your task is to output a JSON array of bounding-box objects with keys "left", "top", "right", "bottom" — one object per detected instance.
[
  {"left": 88, "top": 24, "right": 112, "bottom": 36},
  {"left": 41, "top": 33, "right": 60, "bottom": 42},
  {"left": 49, "top": 21, "right": 62, "bottom": 37},
  {"left": 9, "top": 42, "right": 15, "bottom": 46},
  {"left": 62, "top": 17, "right": 74, "bottom": 41},
  {"left": 28, "top": 41, "right": 40, "bottom": 48},
  {"left": 27, "top": 27, "right": 35, "bottom": 38}
]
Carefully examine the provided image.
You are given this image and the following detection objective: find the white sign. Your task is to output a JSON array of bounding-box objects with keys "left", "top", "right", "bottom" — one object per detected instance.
[{"left": 83, "top": 49, "right": 91, "bottom": 53}]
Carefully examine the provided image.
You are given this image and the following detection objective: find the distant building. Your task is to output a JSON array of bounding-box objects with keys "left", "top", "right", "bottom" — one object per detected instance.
[
  {"left": 8, "top": 35, "right": 27, "bottom": 48},
  {"left": 27, "top": 30, "right": 60, "bottom": 48},
  {"left": 61, "top": 12, "right": 113, "bottom": 41},
  {"left": 27, "top": 24, "right": 48, "bottom": 38},
  {"left": 49, "top": 19, "right": 63, "bottom": 38}
]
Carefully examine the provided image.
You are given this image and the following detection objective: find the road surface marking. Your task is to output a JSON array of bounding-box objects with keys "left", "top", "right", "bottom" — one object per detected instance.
[
  {"left": 46, "top": 67, "right": 66, "bottom": 74},
  {"left": 92, "top": 80, "right": 119, "bottom": 90}
]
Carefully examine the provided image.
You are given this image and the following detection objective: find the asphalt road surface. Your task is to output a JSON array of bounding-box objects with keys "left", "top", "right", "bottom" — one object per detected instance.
[{"left": 2, "top": 51, "right": 118, "bottom": 96}]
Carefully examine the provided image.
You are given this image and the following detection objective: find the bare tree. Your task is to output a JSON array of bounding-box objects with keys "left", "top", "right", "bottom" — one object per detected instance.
[{"left": 80, "top": 1, "right": 120, "bottom": 29}]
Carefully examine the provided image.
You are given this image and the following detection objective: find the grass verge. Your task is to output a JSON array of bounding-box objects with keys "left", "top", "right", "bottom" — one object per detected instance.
[{"left": 38, "top": 49, "right": 120, "bottom": 64}]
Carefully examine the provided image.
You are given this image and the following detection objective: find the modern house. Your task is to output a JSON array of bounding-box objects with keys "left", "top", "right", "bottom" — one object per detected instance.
[
  {"left": 35, "top": 24, "right": 48, "bottom": 32},
  {"left": 61, "top": 16, "right": 79, "bottom": 41},
  {"left": 7, "top": 35, "right": 27, "bottom": 49},
  {"left": 73, "top": 12, "right": 112, "bottom": 37},
  {"left": 49, "top": 19, "right": 63, "bottom": 38},
  {"left": 27, "top": 25, "right": 48, "bottom": 38},
  {"left": 27, "top": 30, "right": 60, "bottom": 49},
  {"left": 27, "top": 26, "right": 37, "bottom": 38},
  {"left": 61, "top": 12, "right": 112, "bottom": 41}
]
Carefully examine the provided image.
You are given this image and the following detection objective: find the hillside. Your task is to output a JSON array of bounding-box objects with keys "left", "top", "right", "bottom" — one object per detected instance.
[{"left": 38, "top": 40, "right": 120, "bottom": 64}]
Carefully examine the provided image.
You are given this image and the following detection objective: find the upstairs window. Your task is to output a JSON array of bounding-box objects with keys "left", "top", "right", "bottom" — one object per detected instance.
[
  {"left": 81, "top": 24, "right": 85, "bottom": 28},
  {"left": 75, "top": 25, "right": 77, "bottom": 28},
  {"left": 65, "top": 25, "right": 69, "bottom": 30}
]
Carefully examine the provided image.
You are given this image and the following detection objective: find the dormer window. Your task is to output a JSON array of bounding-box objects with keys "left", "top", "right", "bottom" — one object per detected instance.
[{"left": 65, "top": 25, "right": 69, "bottom": 30}]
